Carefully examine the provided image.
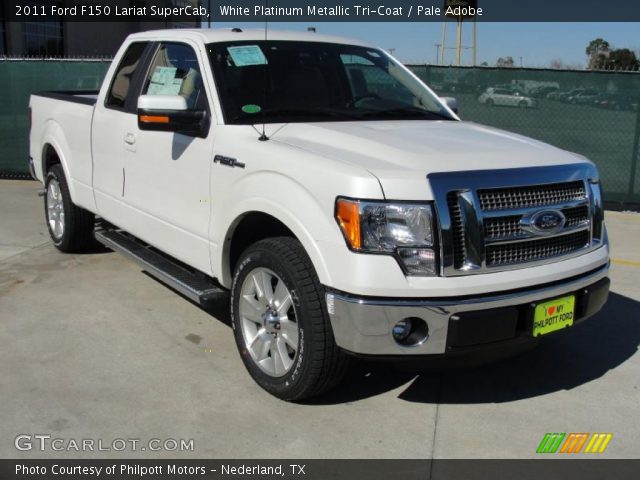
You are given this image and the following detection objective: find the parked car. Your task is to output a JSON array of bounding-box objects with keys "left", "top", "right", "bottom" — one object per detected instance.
[
  {"left": 478, "top": 87, "right": 537, "bottom": 108},
  {"left": 530, "top": 85, "right": 559, "bottom": 98},
  {"left": 596, "top": 92, "right": 639, "bottom": 111},
  {"left": 28, "top": 29, "right": 609, "bottom": 400},
  {"left": 568, "top": 89, "right": 600, "bottom": 105}
]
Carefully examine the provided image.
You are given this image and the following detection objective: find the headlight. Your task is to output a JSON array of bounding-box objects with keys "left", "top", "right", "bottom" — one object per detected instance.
[{"left": 335, "top": 198, "right": 438, "bottom": 276}]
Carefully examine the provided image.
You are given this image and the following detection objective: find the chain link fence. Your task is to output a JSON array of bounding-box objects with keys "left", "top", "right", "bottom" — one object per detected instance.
[
  {"left": 0, "top": 59, "right": 110, "bottom": 178},
  {"left": 410, "top": 65, "right": 640, "bottom": 205},
  {"left": 1, "top": 60, "right": 639, "bottom": 204}
]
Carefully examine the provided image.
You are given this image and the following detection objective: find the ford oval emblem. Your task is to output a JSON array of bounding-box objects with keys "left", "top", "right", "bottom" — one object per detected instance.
[{"left": 521, "top": 209, "right": 566, "bottom": 236}]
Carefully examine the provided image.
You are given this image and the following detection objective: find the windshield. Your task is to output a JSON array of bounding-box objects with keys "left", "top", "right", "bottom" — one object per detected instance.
[{"left": 207, "top": 41, "right": 456, "bottom": 124}]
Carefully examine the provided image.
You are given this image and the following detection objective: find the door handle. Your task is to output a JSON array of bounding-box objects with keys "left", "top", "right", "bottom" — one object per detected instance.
[{"left": 124, "top": 133, "right": 136, "bottom": 145}]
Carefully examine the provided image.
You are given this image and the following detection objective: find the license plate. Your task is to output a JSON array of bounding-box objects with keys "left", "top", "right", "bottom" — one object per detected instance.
[{"left": 532, "top": 295, "right": 576, "bottom": 337}]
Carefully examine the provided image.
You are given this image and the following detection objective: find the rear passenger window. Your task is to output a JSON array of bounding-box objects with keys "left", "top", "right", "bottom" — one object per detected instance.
[
  {"left": 106, "top": 42, "right": 148, "bottom": 109},
  {"left": 142, "top": 43, "right": 207, "bottom": 110}
]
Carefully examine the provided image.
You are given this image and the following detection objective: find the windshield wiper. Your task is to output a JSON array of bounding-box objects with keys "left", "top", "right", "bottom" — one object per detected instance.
[
  {"left": 359, "top": 107, "right": 453, "bottom": 121},
  {"left": 231, "top": 107, "right": 361, "bottom": 123}
]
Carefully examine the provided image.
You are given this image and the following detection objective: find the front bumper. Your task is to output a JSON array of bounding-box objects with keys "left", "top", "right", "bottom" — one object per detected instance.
[{"left": 326, "top": 263, "right": 609, "bottom": 356}]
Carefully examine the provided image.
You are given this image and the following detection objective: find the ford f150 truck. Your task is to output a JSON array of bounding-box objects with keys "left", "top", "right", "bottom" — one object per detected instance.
[{"left": 29, "top": 29, "right": 610, "bottom": 401}]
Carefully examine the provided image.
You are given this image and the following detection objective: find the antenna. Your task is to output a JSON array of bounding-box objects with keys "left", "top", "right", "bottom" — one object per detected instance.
[{"left": 258, "top": 0, "right": 269, "bottom": 141}]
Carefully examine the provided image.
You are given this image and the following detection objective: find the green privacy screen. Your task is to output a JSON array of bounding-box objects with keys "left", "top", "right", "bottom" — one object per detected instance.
[
  {"left": 1, "top": 60, "right": 639, "bottom": 204},
  {"left": 411, "top": 65, "right": 640, "bottom": 204},
  {"left": 0, "top": 60, "right": 110, "bottom": 177}
]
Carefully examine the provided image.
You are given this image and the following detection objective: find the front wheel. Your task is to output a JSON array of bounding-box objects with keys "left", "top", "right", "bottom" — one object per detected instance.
[{"left": 231, "top": 237, "right": 348, "bottom": 401}]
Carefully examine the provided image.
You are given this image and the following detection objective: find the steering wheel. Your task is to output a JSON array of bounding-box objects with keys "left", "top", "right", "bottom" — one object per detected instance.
[{"left": 346, "top": 93, "right": 381, "bottom": 108}]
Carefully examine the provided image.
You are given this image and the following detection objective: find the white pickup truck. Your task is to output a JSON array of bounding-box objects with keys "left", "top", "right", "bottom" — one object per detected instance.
[{"left": 29, "top": 29, "right": 610, "bottom": 400}]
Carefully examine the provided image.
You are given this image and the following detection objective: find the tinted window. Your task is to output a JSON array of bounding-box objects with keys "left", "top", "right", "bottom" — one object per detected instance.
[
  {"left": 106, "top": 42, "right": 148, "bottom": 109},
  {"left": 208, "top": 41, "right": 454, "bottom": 124},
  {"left": 142, "top": 43, "right": 207, "bottom": 110}
]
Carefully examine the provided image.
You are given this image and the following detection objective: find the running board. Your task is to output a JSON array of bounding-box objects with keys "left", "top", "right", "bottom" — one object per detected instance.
[{"left": 94, "top": 229, "right": 227, "bottom": 304}]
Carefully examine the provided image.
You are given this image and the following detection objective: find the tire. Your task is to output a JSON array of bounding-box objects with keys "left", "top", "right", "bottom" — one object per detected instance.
[
  {"left": 231, "top": 237, "right": 348, "bottom": 401},
  {"left": 519, "top": 100, "right": 528, "bottom": 108},
  {"left": 486, "top": 98, "right": 494, "bottom": 106},
  {"left": 44, "top": 164, "right": 95, "bottom": 252}
]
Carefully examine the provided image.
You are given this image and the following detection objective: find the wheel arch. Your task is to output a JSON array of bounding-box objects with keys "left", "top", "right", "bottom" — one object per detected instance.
[{"left": 218, "top": 208, "right": 332, "bottom": 290}]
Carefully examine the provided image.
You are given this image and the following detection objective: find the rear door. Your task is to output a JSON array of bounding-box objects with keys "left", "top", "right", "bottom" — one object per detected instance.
[{"left": 92, "top": 41, "right": 152, "bottom": 224}]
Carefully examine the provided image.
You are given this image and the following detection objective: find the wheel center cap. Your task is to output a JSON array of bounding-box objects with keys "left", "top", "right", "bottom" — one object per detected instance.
[{"left": 262, "top": 309, "right": 281, "bottom": 333}]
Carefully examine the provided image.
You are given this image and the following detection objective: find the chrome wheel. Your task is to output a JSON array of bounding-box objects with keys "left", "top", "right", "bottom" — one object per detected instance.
[
  {"left": 46, "top": 178, "right": 65, "bottom": 240},
  {"left": 239, "top": 267, "right": 299, "bottom": 377}
]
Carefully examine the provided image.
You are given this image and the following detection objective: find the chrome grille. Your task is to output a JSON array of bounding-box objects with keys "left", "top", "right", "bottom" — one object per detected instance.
[
  {"left": 483, "top": 205, "right": 590, "bottom": 241},
  {"left": 432, "top": 165, "right": 604, "bottom": 276},
  {"left": 478, "top": 181, "right": 586, "bottom": 211},
  {"left": 486, "top": 231, "right": 591, "bottom": 267},
  {"left": 447, "top": 192, "right": 466, "bottom": 269}
]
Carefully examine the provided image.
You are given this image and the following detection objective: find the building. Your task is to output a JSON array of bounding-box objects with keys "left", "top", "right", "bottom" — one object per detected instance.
[{"left": 1, "top": 0, "right": 201, "bottom": 58}]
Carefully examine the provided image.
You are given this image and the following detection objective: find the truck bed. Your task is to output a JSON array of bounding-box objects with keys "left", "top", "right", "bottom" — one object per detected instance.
[{"left": 32, "top": 90, "right": 99, "bottom": 106}]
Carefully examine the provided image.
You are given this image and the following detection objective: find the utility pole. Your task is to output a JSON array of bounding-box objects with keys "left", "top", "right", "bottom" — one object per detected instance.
[
  {"left": 456, "top": 17, "right": 462, "bottom": 65},
  {"left": 440, "top": 21, "right": 447, "bottom": 65},
  {"left": 435, "top": 44, "right": 441, "bottom": 64}
]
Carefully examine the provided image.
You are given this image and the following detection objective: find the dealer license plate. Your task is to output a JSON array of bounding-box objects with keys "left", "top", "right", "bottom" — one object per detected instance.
[{"left": 532, "top": 295, "right": 576, "bottom": 337}]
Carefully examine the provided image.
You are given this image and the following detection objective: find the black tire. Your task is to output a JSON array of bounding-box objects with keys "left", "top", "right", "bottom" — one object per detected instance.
[
  {"left": 231, "top": 237, "right": 348, "bottom": 401},
  {"left": 44, "top": 164, "right": 95, "bottom": 252},
  {"left": 486, "top": 98, "right": 494, "bottom": 106},
  {"left": 519, "top": 100, "right": 528, "bottom": 108}
]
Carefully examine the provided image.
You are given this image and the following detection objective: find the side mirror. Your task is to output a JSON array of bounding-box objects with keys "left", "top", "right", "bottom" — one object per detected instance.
[
  {"left": 137, "top": 95, "right": 209, "bottom": 138},
  {"left": 440, "top": 96, "right": 459, "bottom": 115}
]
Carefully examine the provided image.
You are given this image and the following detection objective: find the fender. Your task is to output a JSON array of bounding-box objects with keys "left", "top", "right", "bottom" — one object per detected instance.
[
  {"left": 40, "top": 118, "right": 96, "bottom": 212},
  {"left": 213, "top": 171, "right": 344, "bottom": 289}
]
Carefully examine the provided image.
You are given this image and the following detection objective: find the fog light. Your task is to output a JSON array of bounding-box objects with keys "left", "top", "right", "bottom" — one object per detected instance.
[
  {"left": 392, "top": 318, "right": 413, "bottom": 342},
  {"left": 392, "top": 317, "right": 429, "bottom": 347},
  {"left": 397, "top": 248, "right": 437, "bottom": 276}
]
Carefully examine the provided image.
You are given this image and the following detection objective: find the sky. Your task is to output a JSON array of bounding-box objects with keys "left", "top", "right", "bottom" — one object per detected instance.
[{"left": 209, "top": 22, "right": 640, "bottom": 68}]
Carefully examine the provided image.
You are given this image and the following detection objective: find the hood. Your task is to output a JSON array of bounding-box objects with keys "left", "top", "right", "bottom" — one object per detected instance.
[{"left": 270, "top": 120, "right": 588, "bottom": 199}]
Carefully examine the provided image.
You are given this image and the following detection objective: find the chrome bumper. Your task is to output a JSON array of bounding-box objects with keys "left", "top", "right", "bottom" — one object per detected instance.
[{"left": 326, "top": 263, "right": 609, "bottom": 356}]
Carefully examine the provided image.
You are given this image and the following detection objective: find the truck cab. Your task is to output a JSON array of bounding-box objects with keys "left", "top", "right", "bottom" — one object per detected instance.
[{"left": 29, "top": 29, "right": 610, "bottom": 400}]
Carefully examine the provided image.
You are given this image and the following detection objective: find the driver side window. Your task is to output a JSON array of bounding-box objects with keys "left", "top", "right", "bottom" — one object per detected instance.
[{"left": 142, "top": 42, "right": 207, "bottom": 110}]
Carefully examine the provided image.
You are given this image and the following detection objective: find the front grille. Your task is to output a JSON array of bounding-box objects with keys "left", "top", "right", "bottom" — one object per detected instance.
[
  {"left": 438, "top": 170, "right": 601, "bottom": 276},
  {"left": 478, "top": 181, "right": 586, "bottom": 211},
  {"left": 447, "top": 192, "right": 467, "bottom": 269},
  {"left": 484, "top": 215, "right": 525, "bottom": 240},
  {"left": 483, "top": 204, "right": 590, "bottom": 241},
  {"left": 486, "top": 231, "right": 590, "bottom": 267}
]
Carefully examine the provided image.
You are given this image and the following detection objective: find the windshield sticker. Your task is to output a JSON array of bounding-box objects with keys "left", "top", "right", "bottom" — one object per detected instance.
[
  {"left": 147, "top": 66, "right": 182, "bottom": 95},
  {"left": 228, "top": 46, "right": 268, "bottom": 67},
  {"left": 241, "top": 104, "right": 262, "bottom": 114}
]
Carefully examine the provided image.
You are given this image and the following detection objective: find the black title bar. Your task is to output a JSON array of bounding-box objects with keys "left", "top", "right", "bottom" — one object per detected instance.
[{"left": 5, "top": 0, "right": 640, "bottom": 22}]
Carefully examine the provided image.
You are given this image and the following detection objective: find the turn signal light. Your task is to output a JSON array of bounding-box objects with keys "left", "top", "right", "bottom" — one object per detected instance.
[{"left": 335, "top": 199, "right": 361, "bottom": 250}]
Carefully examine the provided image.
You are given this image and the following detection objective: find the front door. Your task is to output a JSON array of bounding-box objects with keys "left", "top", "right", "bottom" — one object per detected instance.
[{"left": 122, "top": 41, "right": 214, "bottom": 274}]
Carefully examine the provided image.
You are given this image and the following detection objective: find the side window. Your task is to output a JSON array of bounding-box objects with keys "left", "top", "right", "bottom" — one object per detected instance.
[
  {"left": 106, "top": 42, "right": 148, "bottom": 109},
  {"left": 142, "top": 43, "right": 207, "bottom": 110}
]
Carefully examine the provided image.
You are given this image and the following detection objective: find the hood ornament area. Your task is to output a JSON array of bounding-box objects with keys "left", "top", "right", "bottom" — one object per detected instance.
[{"left": 520, "top": 209, "right": 567, "bottom": 236}]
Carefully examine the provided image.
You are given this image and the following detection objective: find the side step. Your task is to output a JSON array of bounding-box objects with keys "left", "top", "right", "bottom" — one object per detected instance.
[{"left": 95, "top": 229, "right": 227, "bottom": 305}]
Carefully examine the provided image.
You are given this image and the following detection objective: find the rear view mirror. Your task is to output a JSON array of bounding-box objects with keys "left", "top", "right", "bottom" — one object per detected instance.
[
  {"left": 137, "top": 95, "right": 209, "bottom": 138},
  {"left": 440, "top": 96, "right": 459, "bottom": 115}
]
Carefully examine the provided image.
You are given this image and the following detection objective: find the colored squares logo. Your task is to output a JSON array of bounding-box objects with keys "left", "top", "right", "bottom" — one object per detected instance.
[{"left": 537, "top": 433, "right": 613, "bottom": 454}]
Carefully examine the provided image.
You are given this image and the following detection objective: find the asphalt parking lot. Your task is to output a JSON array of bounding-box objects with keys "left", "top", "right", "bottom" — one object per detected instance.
[{"left": 1, "top": 179, "right": 639, "bottom": 459}]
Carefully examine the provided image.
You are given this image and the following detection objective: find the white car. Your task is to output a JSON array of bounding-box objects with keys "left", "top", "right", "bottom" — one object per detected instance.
[
  {"left": 479, "top": 87, "right": 537, "bottom": 108},
  {"left": 29, "top": 29, "right": 609, "bottom": 400}
]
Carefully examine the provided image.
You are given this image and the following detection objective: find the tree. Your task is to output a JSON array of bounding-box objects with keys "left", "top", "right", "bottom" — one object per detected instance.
[
  {"left": 606, "top": 48, "right": 640, "bottom": 70},
  {"left": 496, "top": 56, "right": 515, "bottom": 68},
  {"left": 586, "top": 38, "right": 610, "bottom": 69},
  {"left": 550, "top": 58, "right": 565, "bottom": 69}
]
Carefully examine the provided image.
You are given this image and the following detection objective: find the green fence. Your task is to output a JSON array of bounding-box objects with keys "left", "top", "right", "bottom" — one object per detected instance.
[
  {"left": 410, "top": 65, "right": 640, "bottom": 204},
  {"left": 1, "top": 60, "right": 639, "bottom": 204},
  {"left": 0, "top": 60, "right": 111, "bottom": 178}
]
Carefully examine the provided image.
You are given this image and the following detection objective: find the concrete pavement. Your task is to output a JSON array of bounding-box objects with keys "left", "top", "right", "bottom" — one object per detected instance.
[{"left": 1, "top": 180, "right": 638, "bottom": 459}]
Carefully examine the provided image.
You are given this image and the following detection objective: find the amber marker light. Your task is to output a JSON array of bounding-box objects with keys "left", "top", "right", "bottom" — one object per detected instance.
[
  {"left": 139, "top": 115, "right": 170, "bottom": 124},
  {"left": 335, "top": 199, "right": 362, "bottom": 250}
]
